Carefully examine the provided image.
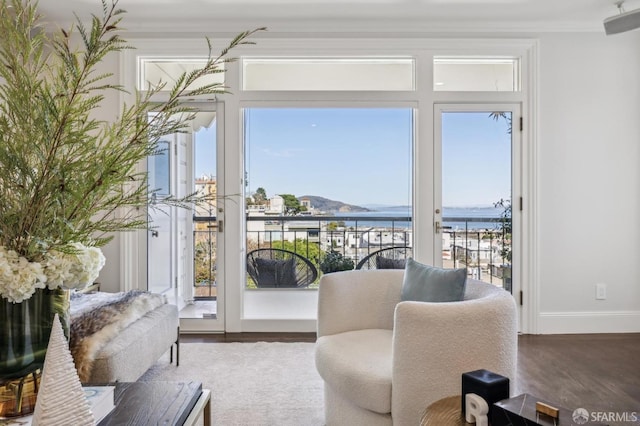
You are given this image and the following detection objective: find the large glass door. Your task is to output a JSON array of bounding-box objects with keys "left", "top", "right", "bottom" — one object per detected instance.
[
  {"left": 243, "top": 107, "right": 414, "bottom": 320},
  {"left": 147, "top": 138, "right": 172, "bottom": 296},
  {"left": 147, "top": 106, "right": 225, "bottom": 333},
  {"left": 147, "top": 129, "right": 191, "bottom": 307},
  {"left": 183, "top": 108, "right": 224, "bottom": 332},
  {"left": 434, "top": 104, "right": 521, "bottom": 296}
]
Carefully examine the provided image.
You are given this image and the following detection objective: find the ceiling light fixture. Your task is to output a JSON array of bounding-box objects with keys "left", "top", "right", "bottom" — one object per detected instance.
[{"left": 604, "top": 1, "right": 640, "bottom": 35}]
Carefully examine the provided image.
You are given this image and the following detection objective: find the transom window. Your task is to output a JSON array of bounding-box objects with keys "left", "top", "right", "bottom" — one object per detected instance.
[
  {"left": 242, "top": 58, "right": 415, "bottom": 91},
  {"left": 433, "top": 57, "right": 520, "bottom": 92},
  {"left": 138, "top": 58, "right": 225, "bottom": 91}
]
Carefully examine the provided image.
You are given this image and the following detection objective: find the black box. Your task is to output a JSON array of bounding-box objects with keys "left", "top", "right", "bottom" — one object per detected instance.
[
  {"left": 461, "top": 369, "right": 510, "bottom": 419},
  {"left": 492, "top": 394, "right": 607, "bottom": 426},
  {"left": 492, "top": 394, "right": 560, "bottom": 426}
]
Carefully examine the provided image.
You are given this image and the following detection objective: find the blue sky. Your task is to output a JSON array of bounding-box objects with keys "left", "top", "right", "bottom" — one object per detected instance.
[
  {"left": 245, "top": 108, "right": 413, "bottom": 207},
  {"left": 195, "top": 108, "right": 511, "bottom": 208},
  {"left": 195, "top": 124, "right": 216, "bottom": 180},
  {"left": 442, "top": 112, "right": 511, "bottom": 207}
]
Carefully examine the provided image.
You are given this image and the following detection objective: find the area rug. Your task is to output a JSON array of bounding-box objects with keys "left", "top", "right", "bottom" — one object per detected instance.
[{"left": 139, "top": 342, "right": 324, "bottom": 426}]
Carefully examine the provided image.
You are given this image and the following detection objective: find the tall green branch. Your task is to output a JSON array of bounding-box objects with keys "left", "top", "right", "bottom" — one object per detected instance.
[{"left": 0, "top": 0, "right": 264, "bottom": 260}]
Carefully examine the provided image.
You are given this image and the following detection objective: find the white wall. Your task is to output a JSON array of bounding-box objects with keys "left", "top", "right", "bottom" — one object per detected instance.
[
  {"left": 537, "top": 31, "right": 640, "bottom": 333},
  {"left": 90, "top": 50, "right": 122, "bottom": 293}
]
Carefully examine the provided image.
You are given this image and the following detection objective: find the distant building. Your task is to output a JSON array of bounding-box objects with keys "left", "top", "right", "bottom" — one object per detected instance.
[
  {"left": 246, "top": 195, "right": 287, "bottom": 242},
  {"left": 194, "top": 174, "right": 217, "bottom": 215},
  {"left": 267, "top": 195, "right": 284, "bottom": 215},
  {"left": 299, "top": 197, "right": 313, "bottom": 211},
  {"left": 194, "top": 175, "right": 217, "bottom": 232},
  {"left": 359, "top": 230, "right": 410, "bottom": 248}
]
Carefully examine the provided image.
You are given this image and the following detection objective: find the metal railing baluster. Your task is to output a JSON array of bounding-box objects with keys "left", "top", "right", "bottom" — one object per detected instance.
[{"left": 190, "top": 214, "right": 512, "bottom": 294}]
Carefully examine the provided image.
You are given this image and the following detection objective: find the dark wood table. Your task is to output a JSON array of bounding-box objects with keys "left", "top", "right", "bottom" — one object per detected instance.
[{"left": 98, "top": 381, "right": 210, "bottom": 426}]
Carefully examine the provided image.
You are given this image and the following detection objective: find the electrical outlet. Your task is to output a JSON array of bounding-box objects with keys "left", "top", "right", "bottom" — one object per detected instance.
[{"left": 596, "top": 283, "right": 607, "bottom": 300}]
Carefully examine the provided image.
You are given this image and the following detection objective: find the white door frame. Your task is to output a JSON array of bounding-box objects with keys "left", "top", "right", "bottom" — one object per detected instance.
[
  {"left": 180, "top": 103, "right": 226, "bottom": 333},
  {"left": 137, "top": 102, "right": 225, "bottom": 333},
  {"left": 120, "top": 36, "right": 539, "bottom": 334},
  {"left": 434, "top": 103, "right": 523, "bottom": 330}
]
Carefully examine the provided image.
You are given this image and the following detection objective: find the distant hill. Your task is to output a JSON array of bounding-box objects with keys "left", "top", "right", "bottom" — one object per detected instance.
[
  {"left": 373, "top": 205, "right": 411, "bottom": 211},
  {"left": 299, "top": 195, "right": 370, "bottom": 213}
]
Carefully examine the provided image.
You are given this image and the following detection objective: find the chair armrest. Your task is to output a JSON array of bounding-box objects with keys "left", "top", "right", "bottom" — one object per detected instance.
[
  {"left": 317, "top": 270, "right": 404, "bottom": 337},
  {"left": 391, "top": 291, "right": 517, "bottom": 426}
]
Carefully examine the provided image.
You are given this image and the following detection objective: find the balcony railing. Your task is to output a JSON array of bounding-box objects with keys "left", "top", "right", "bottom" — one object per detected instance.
[
  {"left": 194, "top": 216, "right": 218, "bottom": 300},
  {"left": 247, "top": 214, "right": 413, "bottom": 263},
  {"left": 193, "top": 214, "right": 511, "bottom": 298},
  {"left": 440, "top": 217, "right": 512, "bottom": 291}
]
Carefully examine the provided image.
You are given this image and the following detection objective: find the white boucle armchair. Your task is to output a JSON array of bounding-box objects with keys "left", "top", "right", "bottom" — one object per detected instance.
[{"left": 315, "top": 269, "right": 517, "bottom": 426}]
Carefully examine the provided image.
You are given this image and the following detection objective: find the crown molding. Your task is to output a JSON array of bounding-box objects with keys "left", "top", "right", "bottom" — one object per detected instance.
[{"left": 43, "top": 16, "right": 606, "bottom": 38}]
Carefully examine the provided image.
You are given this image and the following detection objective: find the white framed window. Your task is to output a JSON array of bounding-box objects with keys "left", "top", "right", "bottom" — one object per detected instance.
[
  {"left": 123, "top": 37, "right": 536, "bottom": 333},
  {"left": 138, "top": 57, "right": 225, "bottom": 91},
  {"left": 434, "top": 57, "right": 520, "bottom": 92},
  {"left": 242, "top": 57, "right": 415, "bottom": 91}
]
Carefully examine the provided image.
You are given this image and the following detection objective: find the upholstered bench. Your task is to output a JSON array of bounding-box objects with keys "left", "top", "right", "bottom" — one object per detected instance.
[{"left": 70, "top": 290, "right": 179, "bottom": 383}]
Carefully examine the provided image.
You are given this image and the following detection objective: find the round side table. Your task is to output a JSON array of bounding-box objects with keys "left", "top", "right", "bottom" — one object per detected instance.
[{"left": 420, "top": 395, "right": 466, "bottom": 426}]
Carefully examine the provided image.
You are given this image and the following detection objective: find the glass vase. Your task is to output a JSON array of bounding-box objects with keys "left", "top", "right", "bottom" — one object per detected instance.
[{"left": 0, "top": 288, "right": 70, "bottom": 418}]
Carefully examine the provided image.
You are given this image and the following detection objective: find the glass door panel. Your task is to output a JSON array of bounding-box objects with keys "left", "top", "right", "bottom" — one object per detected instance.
[
  {"left": 190, "top": 113, "right": 218, "bottom": 318},
  {"left": 147, "top": 138, "right": 172, "bottom": 295},
  {"left": 435, "top": 105, "right": 519, "bottom": 293},
  {"left": 147, "top": 108, "right": 224, "bottom": 332},
  {"left": 182, "top": 109, "right": 224, "bottom": 331},
  {"left": 243, "top": 107, "right": 413, "bottom": 320}
]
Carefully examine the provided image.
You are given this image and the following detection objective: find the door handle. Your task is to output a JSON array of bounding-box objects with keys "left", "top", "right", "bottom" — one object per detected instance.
[
  {"left": 151, "top": 230, "right": 159, "bottom": 238},
  {"left": 435, "top": 221, "right": 441, "bottom": 234},
  {"left": 218, "top": 220, "right": 223, "bottom": 233}
]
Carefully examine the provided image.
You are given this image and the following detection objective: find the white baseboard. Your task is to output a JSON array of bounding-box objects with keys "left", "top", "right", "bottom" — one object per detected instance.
[{"left": 537, "top": 310, "right": 640, "bottom": 334}]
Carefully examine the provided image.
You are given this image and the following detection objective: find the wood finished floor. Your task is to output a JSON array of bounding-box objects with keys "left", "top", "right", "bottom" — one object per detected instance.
[
  {"left": 516, "top": 334, "right": 640, "bottom": 415},
  {"left": 182, "top": 332, "right": 640, "bottom": 414}
]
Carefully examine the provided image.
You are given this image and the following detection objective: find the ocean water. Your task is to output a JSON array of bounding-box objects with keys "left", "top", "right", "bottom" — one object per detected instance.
[{"left": 332, "top": 206, "right": 508, "bottom": 230}]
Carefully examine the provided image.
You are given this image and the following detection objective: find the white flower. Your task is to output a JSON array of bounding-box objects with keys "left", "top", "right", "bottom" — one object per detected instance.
[
  {"left": 42, "top": 250, "right": 76, "bottom": 289},
  {"left": 0, "top": 246, "right": 47, "bottom": 303},
  {"left": 43, "top": 243, "right": 106, "bottom": 290},
  {"left": 0, "top": 242, "right": 106, "bottom": 302}
]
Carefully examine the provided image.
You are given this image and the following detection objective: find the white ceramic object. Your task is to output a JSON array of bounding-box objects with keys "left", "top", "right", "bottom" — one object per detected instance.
[
  {"left": 32, "top": 314, "right": 95, "bottom": 426},
  {"left": 465, "top": 393, "right": 489, "bottom": 426}
]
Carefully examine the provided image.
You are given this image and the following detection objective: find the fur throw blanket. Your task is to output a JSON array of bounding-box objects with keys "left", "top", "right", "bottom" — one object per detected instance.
[{"left": 69, "top": 290, "right": 166, "bottom": 382}]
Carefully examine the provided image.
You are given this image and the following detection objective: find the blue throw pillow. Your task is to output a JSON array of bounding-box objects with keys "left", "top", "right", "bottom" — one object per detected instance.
[{"left": 401, "top": 258, "right": 467, "bottom": 302}]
